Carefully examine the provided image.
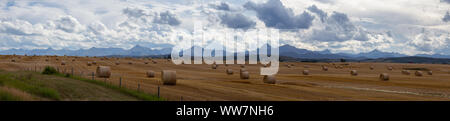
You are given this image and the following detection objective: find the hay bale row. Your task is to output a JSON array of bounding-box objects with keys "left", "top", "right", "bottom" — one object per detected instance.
[
  {"left": 263, "top": 75, "right": 276, "bottom": 84},
  {"left": 239, "top": 68, "right": 249, "bottom": 79},
  {"left": 402, "top": 70, "right": 410, "bottom": 75},
  {"left": 226, "top": 69, "right": 233, "bottom": 75},
  {"left": 96, "top": 66, "right": 111, "bottom": 78},
  {"left": 302, "top": 70, "right": 309, "bottom": 75},
  {"left": 350, "top": 70, "right": 358, "bottom": 76},
  {"left": 415, "top": 71, "right": 423, "bottom": 76},
  {"left": 387, "top": 66, "right": 393, "bottom": 71},
  {"left": 162, "top": 70, "right": 176, "bottom": 85},
  {"left": 379, "top": 73, "right": 389, "bottom": 81},
  {"left": 147, "top": 70, "right": 155, "bottom": 78},
  {"left": 322, "top": 66, "right": 328, "bottom": 71}
]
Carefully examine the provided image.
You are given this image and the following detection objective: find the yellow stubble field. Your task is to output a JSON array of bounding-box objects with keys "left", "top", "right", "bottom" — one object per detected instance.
[{"left": 1, "top": 55, "right": 450, "bottom": 101}]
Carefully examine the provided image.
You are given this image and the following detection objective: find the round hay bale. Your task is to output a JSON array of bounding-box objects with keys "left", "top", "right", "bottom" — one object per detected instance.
[
  {"left": 286, "top": 64, "right": 291, "bottom": 68},
  {"left": 370, "top": 66, "right": 374, "bottom": 70},
  {"left": 240, "top": 71, "right": 249, "bottom": 79},
  {"left": 302, "top": 70, "right": 309, "bottom": 75},
  {"left": 72, "top": 59, "right": 75, "bottom": 61},
  {"left": 152, "top": 60, "right": 157, "bottom": 64},
  {"left": 161, "top": 70, "right": 176, "bottom": 85},
  {"left": 350, "top": 70, "right": 358, "bottom": 76},
  {"left": 92, "top": 61, "right": 97, "bottom": 65},
  {"left": 144, "top": 61, "right": 149, "bottom": 64},
  {"left": 96, "top": 66, "right": 111, "bottom": 78},
  {"left": 427, "top": 71, "right": 432, "bottom": 75},
  {"left": 240, "top": 64, "right": 245, "bottom": 68},
  {"left": 61, "top": 61, "right": 66, "bottom": 65},
  {"left": 56, "top": 58, "right": 59, "bottom": 61},
  {"left": 212, "top": 64, "right": 217, "bottom": 69},
  {"left": 401, "top": 70, "right": 410, "bottom": 75},
  {"left": 11, "top": 59, "right": 15, "bottom": 62},
  {"left": 387, "top": 66, "right": 393, "bottom": 71},
  {"left": 263, "top": 75, "right": 276, "bottom": 84},
  {"left": 45, "top": 59, "right": 49, "bottom": 62},
  {"left": 128, "top": 62, "right": 132, "bottom": 65},
  {"left": 240, "top": 68, "right": 247, "bottom": 73},
  {"left": 146, "top": 70, "right": 155, "bottom": 78},
  {"left": 415, "top": 71, "right": 423, "bottom": 76},
  {"left": 226, "top": 69, "right": 233, "bottom": 75},
  {"left": 322, "top": 66, "right": 328, "bottom": 71},
  {"left": 87, "top": 62, "right": 92, "bottom": 66},
  {"left": 115, "top": 61, "right": 120, "bottom": 65},
  {"left": 379, "top": 73, "right": 389, "bottom": 81}
]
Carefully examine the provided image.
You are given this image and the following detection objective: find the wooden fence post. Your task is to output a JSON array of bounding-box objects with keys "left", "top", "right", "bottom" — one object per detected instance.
[
  {"left": 92, "top": 72, "right": 94, "bottom": 80},
  {"left": 137, "top": 83, "right": 141, "bottom": 92},
  {"left": 157, "top": 86, "right": 160, "bottom": 98},
  {"left": 119, "top": 77, "right": 122, "bottom": 88}
]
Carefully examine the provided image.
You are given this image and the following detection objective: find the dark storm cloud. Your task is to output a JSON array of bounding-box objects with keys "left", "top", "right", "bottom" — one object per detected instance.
[
  {"left": 219, "top": 13, "right": 256, "bottom": 29},
  {"left": 306, "top": 5, "right": 369, "bottom": 42},
  {"left": 154, "top": 11, "right": 181, "bottom": 26},
  {"left": 211, "top": 2, "right": 230, "bottom": 11},
  {"left": 307, "top": 5, "right": 327, "bottom": 22},
  {"left": 244, "top": 0, "right": 315, "bottom": 29},
  {"left": 122, "top": 7, "right": 180, "bottom": 26},
  {"left": 443, "top": 11, "right": 450, "bottom": 22},
  {"left": 441, "top": 0, "right": 450, "bottom": 4}
]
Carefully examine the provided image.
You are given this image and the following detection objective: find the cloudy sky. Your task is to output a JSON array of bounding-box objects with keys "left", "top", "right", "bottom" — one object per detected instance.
[{"left": 0, "top": 0, "right": 449, "bottom": 55}]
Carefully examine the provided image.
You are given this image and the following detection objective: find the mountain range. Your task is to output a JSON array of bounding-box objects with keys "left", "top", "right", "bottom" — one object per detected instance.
[{"left": 1, "top": 44, "right": 449, "bottom": 59}]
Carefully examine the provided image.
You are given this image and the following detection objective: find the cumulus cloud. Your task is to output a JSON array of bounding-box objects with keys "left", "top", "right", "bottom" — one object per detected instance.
[
  {"left": 305, "top": 6, "right": 369, "bottom": 42},
  {"left": 153, "top": 11, "right": 181, "bottom": 26},
  {"left": 307, "top": 5, "right": 327, "bottom": 22},
  {"left": 441, "top": 0, "right": 450, "bottom": 4},
  {"left": 244, "top": 0, "right": 315, "bottom": 29},
  {"left": 53, "top": 16, "right": 84, "bottom": 33},
  {"left": 210, "top": 2, "right": 230, "bottom": 11},
  {"left": 443, "top": 11, "right": 450, "bottom": 22},
  {"left": 219, "top": 13, "right": 255, "bottom": 29},
  {"left": 0, "top": 19, "right": 40, "bottom": 36},
  {"left": 122, "top": 7, "right": 180, "bottom": 26}
]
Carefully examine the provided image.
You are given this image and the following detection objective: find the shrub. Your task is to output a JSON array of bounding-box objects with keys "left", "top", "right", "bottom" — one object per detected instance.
[{"left": 42, "top": 66, "right": 58, "bottom": 75}]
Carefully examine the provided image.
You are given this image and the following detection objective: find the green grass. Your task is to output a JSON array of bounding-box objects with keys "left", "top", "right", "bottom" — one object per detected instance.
[
  {"left": 0, "top": 69, "right": 164, "bottom": 101},
  {"left": 0, "top": 73, "right": 60, "bottom": 100},
  {"left": 42, "top": 66, "right": 58, "bottom": 75},
  {"left": 54, "top": 73, "right": 164, "bottom": 101},
  {"left": 0, "top": 90, "right": 23, "bottom": 101}
]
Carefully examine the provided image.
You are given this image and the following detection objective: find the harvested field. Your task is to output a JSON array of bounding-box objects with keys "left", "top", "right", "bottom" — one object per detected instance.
[{"left": 1, "top": 55, "right": 450, "bottom": 101}]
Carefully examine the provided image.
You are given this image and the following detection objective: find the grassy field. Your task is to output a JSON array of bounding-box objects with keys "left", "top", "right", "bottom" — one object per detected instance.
[
  {"left": 0, "top": 69, "right": 163, "bottom": 101},
  {"left": 1, "top": 55, "right": 450, "bottom": 101}
]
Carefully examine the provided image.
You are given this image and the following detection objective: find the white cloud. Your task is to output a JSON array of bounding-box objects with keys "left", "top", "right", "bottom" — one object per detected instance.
[{"left": 0, "top": 0, "right": 449, "bottom": 56}]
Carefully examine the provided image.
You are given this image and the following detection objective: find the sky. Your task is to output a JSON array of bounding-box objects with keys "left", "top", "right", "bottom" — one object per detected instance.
[{"left": 0, "top": 0, "right": 449, "bottom": 55}]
